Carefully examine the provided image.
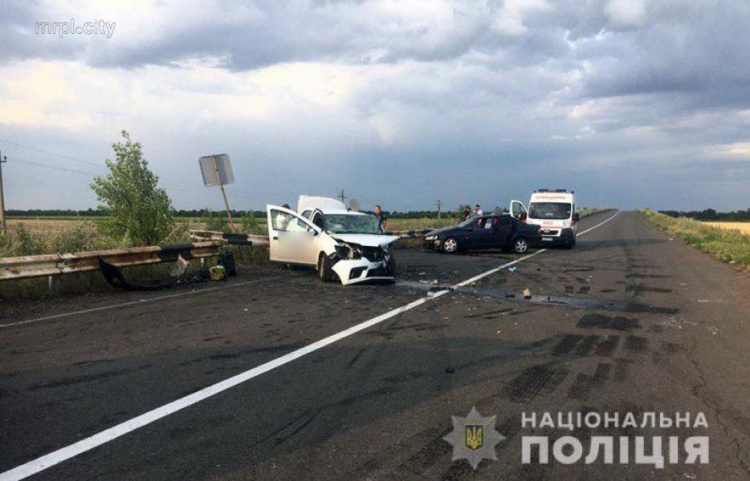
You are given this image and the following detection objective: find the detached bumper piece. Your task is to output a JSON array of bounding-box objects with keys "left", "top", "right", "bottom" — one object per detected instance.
[
  {"left": 99, "top": 257, "right": 185, "bottom": 291},
  {"left": 331, "top": 258, "right": 395, "bottom": 285}
]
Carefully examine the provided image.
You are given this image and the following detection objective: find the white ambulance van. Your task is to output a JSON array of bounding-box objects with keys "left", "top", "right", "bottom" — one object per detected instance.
[{"left": 509, "top": 189, "right": 579, "bottom": 248}]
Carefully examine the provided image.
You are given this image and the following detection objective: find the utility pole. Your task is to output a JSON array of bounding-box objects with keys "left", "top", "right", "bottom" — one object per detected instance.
[
  {"left": 338, "top": 188, "right": 346, "bottom": 205},
  {"left": 0, "top": 152, "right": 6, "bottom": 235},
  {"left": 436, "top": 199, "right": 442, "bottom": 219}
]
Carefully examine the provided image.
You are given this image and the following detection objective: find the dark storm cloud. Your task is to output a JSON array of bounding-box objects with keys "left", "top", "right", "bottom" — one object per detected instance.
[
  {"left": 6, "top": 0, "right": 750, "bottom": 109},
  {"left": 579, "top": 2, "right": 750, "bottom": 105},
  {"left": 0, "top": 1, "right": 81, "bottom": 63},
  {"left": 2, "top": 0, "right": 750, "bottom": 211}
]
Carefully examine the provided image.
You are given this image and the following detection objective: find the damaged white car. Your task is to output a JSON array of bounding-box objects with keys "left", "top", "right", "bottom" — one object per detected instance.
[{"left": 266, "top": 196, "right": 399, "bottom": 285}]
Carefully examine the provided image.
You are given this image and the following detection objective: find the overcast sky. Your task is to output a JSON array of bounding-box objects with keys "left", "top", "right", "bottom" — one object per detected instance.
[{"left": 1, "top": 0, "right": 749, "bottom": 212}]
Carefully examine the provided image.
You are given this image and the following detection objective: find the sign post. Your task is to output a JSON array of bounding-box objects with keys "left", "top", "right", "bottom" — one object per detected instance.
[{"left": 199, "top": 154, "right": 235, "bottom": 231}]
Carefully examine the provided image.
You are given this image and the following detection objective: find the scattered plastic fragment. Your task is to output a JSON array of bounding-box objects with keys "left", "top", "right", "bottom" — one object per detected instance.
[
  {"left": 210, "top": 265, "right": 227, "bottom": 281},
  {"left": 508, "top": 267, "right": 517, "bottom": 273}
]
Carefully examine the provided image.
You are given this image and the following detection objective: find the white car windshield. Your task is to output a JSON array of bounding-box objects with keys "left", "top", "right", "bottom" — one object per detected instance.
[
  {"left": 325, "top": 214, "right": 382, "bottom": 234},
  {"left": 530, "top": 202, "right": 572, "bottom": 220}
]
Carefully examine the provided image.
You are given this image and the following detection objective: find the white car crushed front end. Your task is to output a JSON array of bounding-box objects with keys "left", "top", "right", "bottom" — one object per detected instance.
[
  {"left": 267, "top": 202, "right": 400, "bottom": 286},
  {"left": 329, "top": 235, "right": 399, "bottom": 285}
]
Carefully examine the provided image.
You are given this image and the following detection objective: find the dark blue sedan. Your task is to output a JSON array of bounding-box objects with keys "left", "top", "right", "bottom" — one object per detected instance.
[{"left": 424, "top": 214, "right": 541, "bottom": 254}]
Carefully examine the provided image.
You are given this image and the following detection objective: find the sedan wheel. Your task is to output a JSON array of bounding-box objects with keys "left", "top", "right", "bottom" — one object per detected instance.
[
  {"left": 318, "top": 253, "right": 334, "bottom": 282},
  {"left": 443, "top": 237, "right": 458, "bottom": 253},
  {"left": 513, "top": 237, "right": 529, "bottom": 254}
]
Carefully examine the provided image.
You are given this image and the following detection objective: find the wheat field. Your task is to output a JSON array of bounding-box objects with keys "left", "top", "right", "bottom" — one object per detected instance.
[{"left": 703, "top": 222, "right": 750, "bottom": 235}]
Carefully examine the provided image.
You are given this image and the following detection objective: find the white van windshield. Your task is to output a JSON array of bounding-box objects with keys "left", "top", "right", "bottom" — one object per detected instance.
[{"left": 529, "top": 202, "right": 572, "bottom": 220}]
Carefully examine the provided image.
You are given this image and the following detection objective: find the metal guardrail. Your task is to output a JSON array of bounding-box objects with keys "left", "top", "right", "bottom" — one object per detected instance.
[
  {"left": 0, "top": 242, "right": 223, "bottom": 281},
  {"left": 385, "top": 229, "right": 433, "bottom": 238},
  {"left": 189, "top": 230, "right": 269, "bottom": 246},
  {"left": 190, "top": 229, "right": 432, "bottom": 243}
]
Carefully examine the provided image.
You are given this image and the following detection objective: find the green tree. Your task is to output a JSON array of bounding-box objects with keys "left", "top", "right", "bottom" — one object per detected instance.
[{"left": 91, "top": 130, "right": 174, "bottom": 246}]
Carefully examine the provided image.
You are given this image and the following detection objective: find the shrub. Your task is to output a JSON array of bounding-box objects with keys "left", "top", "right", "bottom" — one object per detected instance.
[{"left": 91, "top": 130, "right": 174, "bottom": 246}]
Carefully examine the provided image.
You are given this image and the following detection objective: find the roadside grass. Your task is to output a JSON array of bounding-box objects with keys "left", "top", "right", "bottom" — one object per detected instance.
[
  {"left": 641, "top": 210, "right": 750, "bottom": 269},
  {"left": 579, "top": 207, "right": 614, "bottom": 218}
]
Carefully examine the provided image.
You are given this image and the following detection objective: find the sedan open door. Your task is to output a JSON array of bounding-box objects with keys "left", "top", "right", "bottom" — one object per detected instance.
[{"left": 266, "top": 204, "right": 320, "bottom": 265}]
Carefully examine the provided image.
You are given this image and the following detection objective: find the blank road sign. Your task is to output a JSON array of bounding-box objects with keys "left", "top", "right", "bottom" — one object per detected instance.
[{"left": 199, "top": 154, "right": 234, "bottom": 186}]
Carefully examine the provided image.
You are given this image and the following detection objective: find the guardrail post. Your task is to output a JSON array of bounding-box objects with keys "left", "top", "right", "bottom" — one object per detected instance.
[{"left": 47, "top": 275, "right": 60, "bottom": 296}]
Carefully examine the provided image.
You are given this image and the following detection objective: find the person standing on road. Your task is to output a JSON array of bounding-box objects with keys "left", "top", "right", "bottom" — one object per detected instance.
[
  {"left": 473, "top": 204, "right": 483, "bottom": 217},
  {"left": 374, "top": 205, "right": 387, "bottom": 232},
  {"left": 463, "top": 205, "right": 472, "bottom": 220}
]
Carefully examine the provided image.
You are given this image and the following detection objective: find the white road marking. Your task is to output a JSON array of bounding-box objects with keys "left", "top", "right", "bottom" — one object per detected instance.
[
  {"left": 0, "top": 277, "right": 281, "bottom": 329},
  {"left": 0, "top": 211, "right": 620, "bottom": 481},
  {"left": 578, "top": 210, "right": 619, "bottom": 235}
]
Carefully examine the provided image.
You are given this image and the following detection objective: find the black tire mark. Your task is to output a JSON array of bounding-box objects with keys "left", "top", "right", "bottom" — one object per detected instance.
[
  {"left": 577, "top": 314, "right": 640, "bottom": 331},
  {"left": 567, "top": 362, "right": 611, "bottom": 400},
  {"left": 625, "top": 335, "right": 648, "bottom": 353},
  {"left": 500, "top": 363, "right": 569, "bottom": 402},
  {"left": 594, "top": 335, "right": 620, "bottom": 357},
  {"left": 552, "top": 335, "right": 583, "bottom": 356}
]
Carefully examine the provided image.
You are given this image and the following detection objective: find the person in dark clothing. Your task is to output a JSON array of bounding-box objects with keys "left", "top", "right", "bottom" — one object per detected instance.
[
  {"left": 463, "top": 205, "right": 472, "bottom": 220},
  {"left": 374, "top": 205, "right": 387, "bottom": 231}
]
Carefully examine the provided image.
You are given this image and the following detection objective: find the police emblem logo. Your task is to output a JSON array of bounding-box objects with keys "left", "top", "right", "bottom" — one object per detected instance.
[
  {"left": 465, "top": 424, "right": 484, "bottom": 451},
  {"left": 444, "top": 407, "right": 506, "bottom": 470}
]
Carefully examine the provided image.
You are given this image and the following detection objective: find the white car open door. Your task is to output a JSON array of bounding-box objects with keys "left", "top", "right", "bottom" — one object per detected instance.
[
  {"left": 510, "top": 200, "right": 528, "bottom": 221},
  {"left": 266, "top": 204, "right": 320, "bottom": 265}
]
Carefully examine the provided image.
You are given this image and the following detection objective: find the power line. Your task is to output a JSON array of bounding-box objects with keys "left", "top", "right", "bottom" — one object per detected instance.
[
  {"left": 0, "top": 138, "right": 104, "bottom": 168},
  {"left": 1, "top": 138, "right": 351, "bottom": 207},
  {"left": 11, "top": 156, "right": 259, "bottom": 202},
  {"left": 16, "top": 158, "right": 103, "bottom": 177},
  {"left": 14, "top": 157, "right": 300, "bottom": 200},
  {"left": 1, "top": 138, "right": 303, "bottom": 200}
]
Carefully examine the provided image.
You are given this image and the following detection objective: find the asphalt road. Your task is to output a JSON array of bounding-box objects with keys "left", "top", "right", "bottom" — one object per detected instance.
[{"left": 1, "top": 211, "right": 749, "bottom": 480}]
